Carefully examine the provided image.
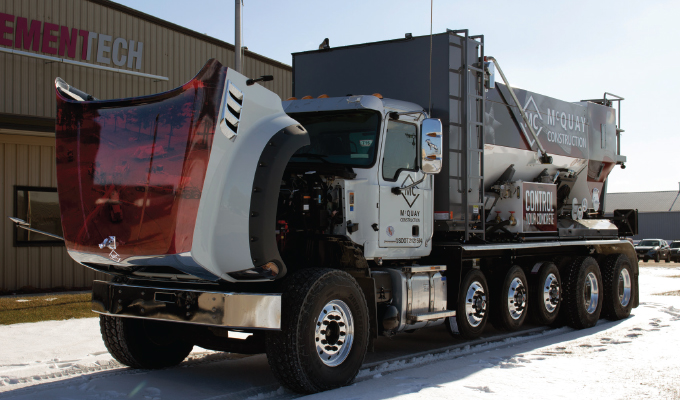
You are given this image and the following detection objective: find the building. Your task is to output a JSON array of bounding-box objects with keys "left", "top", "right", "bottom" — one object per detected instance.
[
  {"left": 0, "top": 0, "right": 292, "bottom": 291},
  {"left": 605, "top": 189, "right": 680, "bottom": 242}
]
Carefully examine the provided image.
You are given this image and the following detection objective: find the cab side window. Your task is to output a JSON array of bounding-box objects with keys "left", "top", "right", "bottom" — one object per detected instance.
[{"left": 382, "top": 120, "right": 417, "bottom": 181}]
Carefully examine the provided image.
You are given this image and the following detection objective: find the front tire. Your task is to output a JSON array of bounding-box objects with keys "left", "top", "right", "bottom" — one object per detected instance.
[
  {"left": 655, "top": 253, "right": 660, "bottom": 263},
  {"left": 447, "top": 269, "right": 489, "bottom": 339},
  {"left": 100, "top": 315, "right": 193, "bottom": 369},
  {"left": 601, "top": 254, "right": 635, "bottom": 320},
  {"left": 265, "top": 269, "right": 369, "bottom": 394},
  {"left": 562, "top": 256, "right": 603, "bottom": 329}
]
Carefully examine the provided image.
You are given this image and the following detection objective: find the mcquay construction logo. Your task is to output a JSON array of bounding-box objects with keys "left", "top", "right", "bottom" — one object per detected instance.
[{"left": 400, "top": 175, "right": 420, "bottom": 208}]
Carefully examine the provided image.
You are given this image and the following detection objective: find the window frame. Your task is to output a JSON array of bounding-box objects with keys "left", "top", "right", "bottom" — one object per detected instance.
[
  {"left": 381, "top": 119, "right": 419, "bottom": 182},
  {"left": 288, "top": 109, "right": 383, "bottom": 169},
  {"left": 14, "top": 185, "right": 64, "bottom": 247}
]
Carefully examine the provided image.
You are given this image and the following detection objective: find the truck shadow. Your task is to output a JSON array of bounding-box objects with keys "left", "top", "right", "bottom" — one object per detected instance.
[{"left": 0, "top": 317, "right": 634, "bottom": 400}]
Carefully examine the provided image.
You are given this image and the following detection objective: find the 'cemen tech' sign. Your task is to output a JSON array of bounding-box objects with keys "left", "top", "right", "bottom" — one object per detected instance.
[{"left": 0, "top": 13, "right": 144, "bottom": 70}]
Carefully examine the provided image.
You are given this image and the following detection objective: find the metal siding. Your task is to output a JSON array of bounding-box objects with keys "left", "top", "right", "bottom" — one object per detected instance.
[{"left": 634, "top": 212, "right": 680, "bottom": 242}]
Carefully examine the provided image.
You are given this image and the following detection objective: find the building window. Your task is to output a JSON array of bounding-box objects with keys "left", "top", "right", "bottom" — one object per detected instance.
[{"left": 14, "top": 186, "right": 63, "bottom": 247}]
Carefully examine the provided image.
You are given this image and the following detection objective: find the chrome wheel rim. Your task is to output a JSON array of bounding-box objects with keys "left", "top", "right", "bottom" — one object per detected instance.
[
  {"left": 507, "top": 277, "right": 527, "bottom": 320},
  {"left": 618, "top": 268, "right": 632, "bottom": 307},
  {"left": 315, "top": 300, "right": 354, "bottom": 367},
  {"left": 543, "top": 273, "right": 560, "bottom": 313},
  {"left": 584, "top": 272, "right": 599, "bottom": 314},
  {"left": 465, "top": 281, "right": 487, "bottom": 327}
]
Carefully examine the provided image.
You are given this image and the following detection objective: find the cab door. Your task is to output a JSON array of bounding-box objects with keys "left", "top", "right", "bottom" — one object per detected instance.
[{"left": 378, "top": 119, "right": 428, "bottom": 248}]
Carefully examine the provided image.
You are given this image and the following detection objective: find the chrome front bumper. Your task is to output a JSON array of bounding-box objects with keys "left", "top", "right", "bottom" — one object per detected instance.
[{"left": 91, "top": 280, "right": 281, "bottom": 330}]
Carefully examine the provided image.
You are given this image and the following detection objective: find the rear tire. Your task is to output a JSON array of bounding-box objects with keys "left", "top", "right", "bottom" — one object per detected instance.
[
  {"left": 529, "top": 262, "right": 561, "bottom": 326},
  {"left": 491, "top": 266, "right": 528, "bottom": 331},
  {"left": 447, "top": 269, "right": 489, "bottom": 339},
  {"left": 666, "top": 254, "right": 671, "bottom": 263},
  {"left": 265, "top": 269, "right": 369, "bottom": 394},
  {"left": 601, "top": 254, "right": 635, "bottom": 320},
  {"left": 562, "top": 256, "right": 603, "bottom": 329},
  {"left": 99, "top": 315, "right": 193, "bottom": 369}
]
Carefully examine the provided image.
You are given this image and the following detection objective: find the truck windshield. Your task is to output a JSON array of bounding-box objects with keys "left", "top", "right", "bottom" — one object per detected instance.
[{"left": 289, "top": 110, "right": 381, "bottom": 167}]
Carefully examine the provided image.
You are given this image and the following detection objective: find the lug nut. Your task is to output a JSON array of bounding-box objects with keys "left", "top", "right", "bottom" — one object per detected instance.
[
  {"left": 339, "top": 322, "right": 345, "bottom": 327},
  {"left": 323, "top": 321, "right": 329, "bottom": 325},
  {"left": 325, "top": 346, "right": 332, "bottom": 351},
  {"left": 321, "top": 340, "right": 327, "bottom": 344},
  {"left": 340, "top": 332, "right": 345, "bottom": 336},
  {"left": 337, "top": 341, "right": 343, "bottom": 345},
  {"left": 320, "top": 330, "right": 326, "bottom": 334}
]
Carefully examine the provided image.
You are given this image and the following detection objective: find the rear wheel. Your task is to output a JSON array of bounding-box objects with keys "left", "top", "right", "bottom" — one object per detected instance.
[
  {"left": 529, "top": 262, "right": 561, "bottom": 325},
  {"left": 100, "top": 315, "right": 193, "bottom": 369},
  {"left": 601, "top": 254, "right": 635, "bottom": 320},
  {"left": 265, "top": 269, "right": 369, "bottom": 394},
  {"left": 562, "top": 256, "right": 603, "bottom": 329},
  {"left": 447, "top": 269, "right": 489, "bottom": 339},
  {"left": 666, "top": 253, "right": 671, "bottom": 263},
  {"left": 491, "top": 266, "right": 528, "bottom": 331}
]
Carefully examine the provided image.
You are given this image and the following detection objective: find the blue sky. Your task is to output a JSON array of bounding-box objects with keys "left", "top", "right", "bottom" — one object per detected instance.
[{"left": 116, "top": 0, "right": 679, "bottom": 193}]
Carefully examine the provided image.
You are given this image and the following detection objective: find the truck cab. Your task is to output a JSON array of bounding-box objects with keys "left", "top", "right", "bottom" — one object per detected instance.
[{"left": 279, "top": 95, "right": 440, "bottom": 265}]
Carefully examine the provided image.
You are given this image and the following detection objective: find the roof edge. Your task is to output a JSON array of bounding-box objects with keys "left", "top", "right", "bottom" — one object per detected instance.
[{"left": 85, "top": 0, "right": 291, "bottom": 71}]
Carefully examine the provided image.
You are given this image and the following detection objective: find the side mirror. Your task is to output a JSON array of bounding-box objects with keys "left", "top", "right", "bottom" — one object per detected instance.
[{"left": 420, "top": 118, "right": 443, "bottom": 174}]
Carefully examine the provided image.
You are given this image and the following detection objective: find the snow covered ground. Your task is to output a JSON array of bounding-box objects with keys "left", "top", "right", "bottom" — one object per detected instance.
[{"left": 1, "top": 265, "right": 679, "bottom": 399}]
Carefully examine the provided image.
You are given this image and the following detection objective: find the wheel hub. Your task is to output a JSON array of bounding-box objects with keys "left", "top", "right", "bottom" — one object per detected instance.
[
  {"left": 315, "top": 300, "right": 354, "bottom": 367},
  {"left": 584, "top": 272, "right": 599, "bottom": 314},
  {"left": 618, "top": 268, "right": 632, "bottom": 307},
  {"left": 507, "top": 277, "right": 527, "bottom": 320},
  {"left": 465, "top": 282, "right": 487, "bottom": 327},
  {"left": 543, "top": 273, "right": 560, "bottom": 313}
]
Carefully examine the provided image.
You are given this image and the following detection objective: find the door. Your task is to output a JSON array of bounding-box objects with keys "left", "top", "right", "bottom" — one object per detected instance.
[{"left": 378, "top": 119, "right": 426, "bottom": 248}]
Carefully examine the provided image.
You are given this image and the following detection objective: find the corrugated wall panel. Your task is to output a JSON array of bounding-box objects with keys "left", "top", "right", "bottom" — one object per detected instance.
[
  {"left": 634, "top": 212, "right": 680, "bottom": 242},
  {"left": 1, "top": 0, "right": 292, "bottom": 117}
]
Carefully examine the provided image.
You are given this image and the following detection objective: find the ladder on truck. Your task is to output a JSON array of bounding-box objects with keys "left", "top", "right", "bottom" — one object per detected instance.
[{"left": 449, "top": 30, "right": 486, "bottom": 242}]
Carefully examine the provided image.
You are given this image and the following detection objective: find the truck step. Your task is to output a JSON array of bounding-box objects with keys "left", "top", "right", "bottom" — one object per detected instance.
[{"left": 407, "top": 310, "right": 456, "bottom": 322}]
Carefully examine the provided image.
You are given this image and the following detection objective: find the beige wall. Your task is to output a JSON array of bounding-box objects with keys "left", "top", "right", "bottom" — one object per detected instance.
[
  {"left": 0, "top": 0, "right": 292, "bottom": 119},
  {"left": 0, "top": 0, "right": 292, "bottom": 290},
  {"left": 0, "top": 131, "right": 108, "bottom": 291}
]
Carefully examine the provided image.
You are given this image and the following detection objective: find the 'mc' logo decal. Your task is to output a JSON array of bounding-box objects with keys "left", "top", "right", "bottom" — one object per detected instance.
[
  {"left": 0, "top": 13, "right": 144, "bottom": 70},
  {"left": 400, "top": 175, "right": 420, "bottom": 208}
]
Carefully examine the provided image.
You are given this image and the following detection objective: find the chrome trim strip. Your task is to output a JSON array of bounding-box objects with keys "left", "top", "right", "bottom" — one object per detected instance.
[
  {"left": 228, "top": 81, "right": 244, "bottom": 101},
  {"left": 226, "top": 95, "right": 242, "bottom": 114},
  {"left": 402, "top": 265, "right": 447, "bottom": 273},
  {"left": 0, "top": 47, "right": 169, "bottom": 81},
  {"left": 92, "top": 281, "right": 281, "bottom": 330},
  {"left": 461, "top": 239, "right": 628, "bottom": 252},
  {"left": 407, "top": 310, "right": 456, "bottom": 322}
]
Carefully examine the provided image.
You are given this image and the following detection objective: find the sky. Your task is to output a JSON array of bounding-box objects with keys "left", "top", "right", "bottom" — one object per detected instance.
[{"left": 114, "top": 0, "right": 680, "bottom": 193}]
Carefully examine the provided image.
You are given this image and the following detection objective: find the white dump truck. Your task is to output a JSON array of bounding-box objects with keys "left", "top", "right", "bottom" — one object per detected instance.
[{"left": 45, "top": 30, "right": 638, "bottom": 393}]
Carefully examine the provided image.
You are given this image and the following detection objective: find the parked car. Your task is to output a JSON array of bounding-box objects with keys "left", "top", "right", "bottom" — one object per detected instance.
[
  {"left": 635, "top": 239, "right": 671, "bottom": 262},
  {"left": 670, "top": 241, "right": 680, "bottom": 263}
]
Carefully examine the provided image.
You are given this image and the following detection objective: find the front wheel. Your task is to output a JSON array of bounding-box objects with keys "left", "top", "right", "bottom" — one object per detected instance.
[
  {"left": 655, "top": 253, "right": 660, "bottom": 263},
  {"left": 100, "top": 316, "right": 193, "bottom": 369},
  {"left": 265, "top": 269, "right": 369, "bottom": 394},
  {"left": 447, "top": 269, "right": 489, "bottom": 339},
  {"left": 666, "top": 253, "right": 671, "bottom": 263}
]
